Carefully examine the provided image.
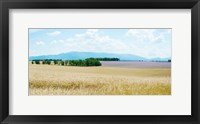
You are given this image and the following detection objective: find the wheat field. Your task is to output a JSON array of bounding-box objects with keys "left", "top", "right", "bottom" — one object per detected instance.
[{"left": 29, "top": 64, "right": 171, "bottom": 95}]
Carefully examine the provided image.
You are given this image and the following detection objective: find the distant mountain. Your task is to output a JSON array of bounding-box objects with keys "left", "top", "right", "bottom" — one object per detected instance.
[
  {"left": 29, "top": 51, "right": 171, "bottom": 61},
  {"left": 29, "top": 52, "right": 147, "bottom": 61}
]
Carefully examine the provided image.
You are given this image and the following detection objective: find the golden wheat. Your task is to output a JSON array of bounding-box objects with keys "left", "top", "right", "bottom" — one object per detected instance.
[{"left": 29, "top": 64, "right": 171, "bottom": 95}]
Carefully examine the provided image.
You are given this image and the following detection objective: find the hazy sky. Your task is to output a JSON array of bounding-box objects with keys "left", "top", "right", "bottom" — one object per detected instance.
[{"left": 29, "top": 28, "right": 171, "bottom": 59}]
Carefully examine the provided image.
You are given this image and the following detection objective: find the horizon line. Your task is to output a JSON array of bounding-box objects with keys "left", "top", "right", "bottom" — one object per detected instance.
[{"left": 29, "top": 51, "right": 171, "bottom": 59}]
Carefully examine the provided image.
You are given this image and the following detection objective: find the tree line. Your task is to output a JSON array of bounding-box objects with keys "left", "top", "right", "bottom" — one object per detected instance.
[
  {"left": 86, "top": 57, "right": 120, "bottom": 61},
  {"left": 31, "top": 58, "right": 120, "bottom": 66}
]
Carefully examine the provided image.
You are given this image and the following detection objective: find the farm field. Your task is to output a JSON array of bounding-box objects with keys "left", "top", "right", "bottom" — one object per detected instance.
[
  {"left": 101, "top": 61, "right": 171, "bottom": 68},
  {"left": 29, "top": 62, "right": 171, "bottom": 95}
]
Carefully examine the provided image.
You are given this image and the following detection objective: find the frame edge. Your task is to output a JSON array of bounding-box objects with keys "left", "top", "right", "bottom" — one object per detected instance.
[{"left": 1, "top": 0, "right": 200, "bottom": 124}]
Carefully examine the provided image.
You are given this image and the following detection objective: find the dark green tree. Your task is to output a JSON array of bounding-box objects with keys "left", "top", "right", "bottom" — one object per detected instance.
[
  {"left": 35, "top": 60, "right": 40, "bottom": 64},
  {"left": 61, "top": 61, "right": 64, "bottom": 66}
]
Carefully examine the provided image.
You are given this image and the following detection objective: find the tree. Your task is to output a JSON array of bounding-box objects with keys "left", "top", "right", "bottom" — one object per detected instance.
[
  {"left": 94, "top": 60, "right": 101, "bottom": 66},
  {"left": 61, "top": 61, "right": 64, "bottom": 66},
  {"left": 42, "top": 61, "right": 45, "bottom": 64},
  {"left": 86, "top": 57, "right": 120, "bottom": 61},
  {"left": 46, "top": 61, "right": 51, "bottom": 65},
  {"left": 54, "top": 60, "right": 58, "bottom": 65},
  {"left": 64, "top": 60, "right": 68, "bottom": 66},
  {"left": 35, "top": 60, "right": 40, "bottom": 64}
]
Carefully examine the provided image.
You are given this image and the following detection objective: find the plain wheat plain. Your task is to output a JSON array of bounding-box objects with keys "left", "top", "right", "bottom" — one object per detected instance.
[{"left": 29, "top": 64, "right": 171, "bottom": 95}]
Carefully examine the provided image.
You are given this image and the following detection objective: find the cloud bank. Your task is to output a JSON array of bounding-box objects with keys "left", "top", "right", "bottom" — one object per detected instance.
[{"left": 29, "top": 29, "right": 171, "bottom": 58}]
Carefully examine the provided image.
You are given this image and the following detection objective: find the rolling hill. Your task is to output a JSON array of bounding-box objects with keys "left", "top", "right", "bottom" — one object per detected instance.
[{"left": 29, "top": 51, "right": 170, "bottom": 61}]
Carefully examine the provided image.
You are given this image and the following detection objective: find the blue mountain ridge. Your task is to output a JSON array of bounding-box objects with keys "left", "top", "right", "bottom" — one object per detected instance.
[{"left": 29, "top": 52, "right": 170, "bottom": 61}]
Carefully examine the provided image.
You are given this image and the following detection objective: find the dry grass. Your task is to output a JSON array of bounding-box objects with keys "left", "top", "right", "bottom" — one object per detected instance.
[{"left": 29, "top": 64, "right": 171, "bottom": 95}]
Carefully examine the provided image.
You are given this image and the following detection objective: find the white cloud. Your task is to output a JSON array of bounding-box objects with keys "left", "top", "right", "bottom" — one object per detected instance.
[
  {"left": 75, "top": 29, "right": 98, "bottom": 38},
  {"left": 50, "top": 40, "right": 64, "bottom": 44},
  {"left": 36, "top": 41, "right": 45, "bottom": 45},
  {"left": 125, "top": 29, "right": 171, "bottom": 58},
  {"left": 86, "top": 29, "right": 98, "bottom": 35},
  {"left": 47, "top": 31, "right": 61, "bottom": 36},
  {"left": 126, "top": 29, "right": 170, "bottom": 44},
  {"left": 63, "top": 29, "right": 132, "bottom": 55}
]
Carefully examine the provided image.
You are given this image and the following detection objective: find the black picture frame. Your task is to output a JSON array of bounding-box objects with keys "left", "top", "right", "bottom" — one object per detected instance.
[{"left": 0, "top": 0, "right": 200, "bottom": 124}]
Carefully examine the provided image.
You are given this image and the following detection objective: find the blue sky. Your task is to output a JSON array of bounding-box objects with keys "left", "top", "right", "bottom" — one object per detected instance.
[{"left": 29, "top": 28, "right": 171, "bottom": 59}]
